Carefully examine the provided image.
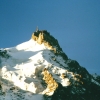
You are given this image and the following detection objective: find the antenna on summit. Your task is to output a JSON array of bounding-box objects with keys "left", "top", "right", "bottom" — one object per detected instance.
[{"left": 36, "top": 26, "right": 39, "bottom": 32}]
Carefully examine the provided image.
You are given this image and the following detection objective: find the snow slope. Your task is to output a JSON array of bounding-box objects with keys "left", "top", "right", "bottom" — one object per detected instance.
[{"left": 0, "top": 39, "right": 71, "bottom": 100}]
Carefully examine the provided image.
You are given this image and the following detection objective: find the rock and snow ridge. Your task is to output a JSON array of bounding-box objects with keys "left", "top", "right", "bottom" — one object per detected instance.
[{"left": 0, "top": 29, "right": 100, "bottom": 100}]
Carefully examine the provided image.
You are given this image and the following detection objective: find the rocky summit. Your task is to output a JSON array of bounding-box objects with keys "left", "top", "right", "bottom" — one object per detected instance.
[
  {"left": 0, "top": 29, "right": 100, "bottom": 100},
  {"left": 32, "top": 30, "right": 68, "bottom": 60}
]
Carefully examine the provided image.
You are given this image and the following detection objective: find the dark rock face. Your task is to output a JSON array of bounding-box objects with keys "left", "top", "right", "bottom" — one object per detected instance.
[
  {"left": 32, "top": 30, "right": 68, "bottom": 60},
  {"left": 50, "top": 67, "right": 100, "bottom": 100},
  {"left": 51, "top": 82, "right": 100, "bottom": 100},
  {"left": 67, "top": 59, "right": 91, "bottom": 85},
  {"left": 0, "top": 49, "right": 9, "bottom": 58}
]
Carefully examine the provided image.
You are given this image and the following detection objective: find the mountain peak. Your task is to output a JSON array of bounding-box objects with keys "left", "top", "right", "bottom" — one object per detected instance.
[
  {"left": 32, "top": 29, "right": 56, "bottom": 45},
  {"left": 32, "top": 30, "right": 68, "bottom": 60},
  {"left": 0, "top": 30, "right": 100, "bottom": 100}
]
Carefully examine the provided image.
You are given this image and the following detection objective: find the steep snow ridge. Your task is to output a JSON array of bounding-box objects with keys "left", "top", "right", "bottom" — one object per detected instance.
[
  {"left": 91, "top": 79, "right": 100, "bottom": 86},
  {"left": 16, "top": 39, "right": 46, "bottom": 51}
]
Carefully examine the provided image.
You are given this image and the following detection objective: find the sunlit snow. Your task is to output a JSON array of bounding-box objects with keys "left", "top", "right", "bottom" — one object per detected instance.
[{"left": 0, "top": 39, "right": 71, "bottom": 100}]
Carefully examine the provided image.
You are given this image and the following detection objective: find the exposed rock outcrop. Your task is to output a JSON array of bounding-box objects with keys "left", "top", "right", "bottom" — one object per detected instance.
[
  {"left": 0, "top": 49, "right": 9, "bottom": 58},
  {"left": 32, "top": 30, "right": 68, "bottom": 60},
  {"left": 42, "top": 68, "right": 58, "bottom": 96}
]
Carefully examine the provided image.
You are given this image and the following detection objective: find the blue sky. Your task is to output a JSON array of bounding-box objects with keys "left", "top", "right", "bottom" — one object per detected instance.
[{"left": 0, "top": 0, "right": 100, "bottom": 74}]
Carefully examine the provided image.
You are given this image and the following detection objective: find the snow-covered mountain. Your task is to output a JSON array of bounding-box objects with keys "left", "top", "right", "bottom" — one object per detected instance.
[{"left": 0, "top": 30, "right": 100, "bottom": 100}]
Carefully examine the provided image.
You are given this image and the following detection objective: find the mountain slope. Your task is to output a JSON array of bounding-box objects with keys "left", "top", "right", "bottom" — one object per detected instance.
[{"left": 0, "top": 30, "right": 100, "bottom": 100}]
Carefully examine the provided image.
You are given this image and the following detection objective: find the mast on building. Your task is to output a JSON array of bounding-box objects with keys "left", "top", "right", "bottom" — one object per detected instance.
[{"left": 36, "top": 26, "right": 39, "bottom": 32}]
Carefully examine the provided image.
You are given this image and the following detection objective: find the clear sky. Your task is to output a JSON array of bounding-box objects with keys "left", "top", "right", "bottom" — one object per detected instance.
[{"left": 0, "top": 0, "right": 100, "bottom": 74}]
